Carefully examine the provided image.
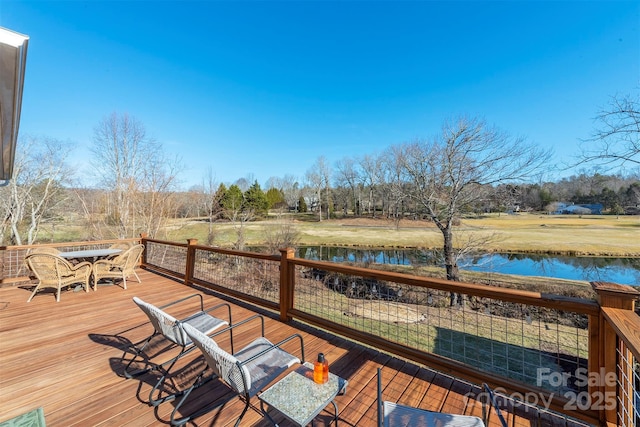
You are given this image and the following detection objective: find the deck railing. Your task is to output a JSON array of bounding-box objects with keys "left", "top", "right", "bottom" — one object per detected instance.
[
  {"left": 593, "top": 283, "right": 640, "bottom": 427},
  {"left": 2, "top": 237, "right": 638, "bottom": 426}
]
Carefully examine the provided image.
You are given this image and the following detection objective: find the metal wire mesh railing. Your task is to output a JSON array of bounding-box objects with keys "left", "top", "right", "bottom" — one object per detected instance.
[
  {"left": 617, "top": 342, "right": 638, "bottom": 426},
  {"left": 292, "top": 265, "right": 590, "bottom": 394},
  {"left": 1, "top": 247, "right": 30, "bottom": 280},
  {"left": 191, "top": 247, "right": 281, "bottom": 306},
  {"left": 612, "top": 315, "right": 640, "bottom": 427},
  {"left": 144, "top": 239, "right": 187, "bottom": 277}
]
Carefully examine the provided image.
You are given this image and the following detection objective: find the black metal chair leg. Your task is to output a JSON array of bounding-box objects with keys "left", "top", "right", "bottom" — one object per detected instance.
[
  {"left": 148, "top": 349, "right": 184, "bottom": 406},
  {"left": 170, "top": 377, "right": 198, "bottom": 426},
  {"left": 124, "top": 334, "right": 155, "bottom": 379},
  {"left": 234, "top": 399, "right": 251, "bottom": 427},
  {"left": 170, "top": 386, "right": 231, "bottom": 426}
]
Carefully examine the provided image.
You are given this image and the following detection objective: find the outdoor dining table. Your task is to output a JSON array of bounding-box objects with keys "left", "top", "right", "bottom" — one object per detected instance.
[
  {"left": 59, "top": 248, "right": 121, "bottom": 263},
  {"left": 59, "top": 248, "right": 122, "bottom": 290}
]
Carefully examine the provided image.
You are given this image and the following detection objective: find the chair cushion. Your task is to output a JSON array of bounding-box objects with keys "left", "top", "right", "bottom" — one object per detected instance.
[
  {"left": 383, "top": 402, "right": 485, "bottom": 427},
  {"left": 181, "top": 311, "right": 228, "bottom": 345},
  {"left": 235, "top": 336, "right": 300, "bottom": 397}
]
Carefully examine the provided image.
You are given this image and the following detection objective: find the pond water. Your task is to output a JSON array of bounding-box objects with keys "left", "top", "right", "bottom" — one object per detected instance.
[{"left": 296, "top": 246, "right": 640, "bottom": 286}]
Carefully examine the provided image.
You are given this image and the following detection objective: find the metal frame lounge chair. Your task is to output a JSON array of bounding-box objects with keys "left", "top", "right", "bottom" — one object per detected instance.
[
  {"left": 170, "top": 316, "right": 305, "bottom": 426},
  {"left": 482, "top": 383, "right": 508, "bottom": 427},
  {"left": 93, "top": 244, "right": 144, "bottom": 290},
  {"left": 126, "top": 295, "right": 232, "bottom": 406},
  {"left": 377, "top": 368, "right": 505, "bottom": 427},
  {"left": 25, "top": 252, "right": 92, "bottom": 302}
]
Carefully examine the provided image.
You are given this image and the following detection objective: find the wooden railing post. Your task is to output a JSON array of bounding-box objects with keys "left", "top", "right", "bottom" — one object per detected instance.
[
  {"left": 279, "top": 248, "right": 295, "bottom": 322},
  {"left": 185, "top": 239, "right": 198, "bottom": 286},
  {"left": 592, "top": 281, "right": 639, "bottom": 311},
  {"left": 139, "top": 233, "right": 148, "bottom": 265},
  {"left": 591, "top": 281, "right": 640, "bottom": 426}
]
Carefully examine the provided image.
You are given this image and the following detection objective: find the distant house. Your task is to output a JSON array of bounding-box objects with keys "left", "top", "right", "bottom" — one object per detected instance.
[
  {"left": 555, "top": 203, "right": 603, "bottom": 215},
  {"left": 578, "top": 204, "right": 603, "bottom": 214}
]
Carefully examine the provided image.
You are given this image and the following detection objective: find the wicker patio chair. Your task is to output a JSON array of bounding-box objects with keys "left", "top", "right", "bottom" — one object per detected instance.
[
  {"left": 25, "top": 253, "right": 92, "bottom": 302},
  {"left": 27, "top": 246, "right": 61, "bottom": 255},
  {"left": 170, "top": 316, "right": 304, "bottom": 426},
  {"left": 108, "top": 241, "right": 133, "bottom": 256},
  {"left": 93, "top": 244, "right": 144, "bottom": 290},
  {"left": 126, "top": 295, "right": 232, "bottom": 406}
]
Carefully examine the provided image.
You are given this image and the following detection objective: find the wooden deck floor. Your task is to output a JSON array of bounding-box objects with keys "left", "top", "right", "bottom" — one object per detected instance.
[{"left": 0, "top": 269, "right": 593, "bottom": 427}]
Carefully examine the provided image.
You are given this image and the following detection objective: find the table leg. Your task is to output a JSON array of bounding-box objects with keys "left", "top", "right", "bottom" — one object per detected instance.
[{"left": 260, "top": 401, "right": 280, "bottom": 427}]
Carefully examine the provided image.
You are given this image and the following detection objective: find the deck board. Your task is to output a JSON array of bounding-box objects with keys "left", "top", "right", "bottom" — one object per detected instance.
[{"left": 0, "top": 269, "right": 593, "bottom": 426}]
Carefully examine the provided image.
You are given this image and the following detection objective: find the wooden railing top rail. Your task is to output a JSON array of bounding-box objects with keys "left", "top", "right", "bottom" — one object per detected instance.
[
  {"left": 0, "top": 237, "right": 139, "bottom": 251},
  {"left": 191, "top": 243, "right": 280, "bottom": 261},
  {"left": 290, "top": 257, "right": 601, "bottom": 315},
  {"left": 5, "top": 238, "right": 602, "bottom": 317},
  {"left": 143, "top": 237, "right": 188, "bottom": 248},
  {"left": 144, "top": 239, "right": 281, "bottom": 262},
  {"left": 602, "top": 307, "right": 640, "bottom": 360}
]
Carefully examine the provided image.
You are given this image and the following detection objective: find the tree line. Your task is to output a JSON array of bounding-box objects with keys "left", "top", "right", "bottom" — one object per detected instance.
[{"left": 1, "top": 93, "right": 637, "bottom": 286}]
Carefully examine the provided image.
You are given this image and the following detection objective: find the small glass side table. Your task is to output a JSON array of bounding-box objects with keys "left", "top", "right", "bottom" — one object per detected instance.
[{"left": 259, "top": 361, "right": 348, "bottom": 426}]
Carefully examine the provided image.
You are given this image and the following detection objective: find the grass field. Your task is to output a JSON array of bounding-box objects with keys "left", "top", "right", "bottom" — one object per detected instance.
[
  {"left": 33, "top": 212, "right": 639, "bottom": 257},
  {"left": 160, "top": 213, "right": 640, "bottom": 257}
]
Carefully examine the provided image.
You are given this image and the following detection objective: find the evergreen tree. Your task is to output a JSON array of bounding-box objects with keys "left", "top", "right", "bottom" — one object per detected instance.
[
  {"left": 222, "top": 184, "right": 244, "bottom": 213},
  {"left": 244, "top": 181, "right": 269, "bottom": 216},
  {"left": 298, "top": 196, "right": 308, "bottom": 213},
  {"left": 600, "top": 187, "right": 619, "bottom": 211},
  {"left": 214, "top": 183, "right": 227, "bottom": 214},
  {"left": 265, "top": 187, "right": 286, "bottom": 210}
]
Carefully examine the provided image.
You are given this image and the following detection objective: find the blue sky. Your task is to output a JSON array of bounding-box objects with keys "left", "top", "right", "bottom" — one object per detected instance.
[{"left": 1, "top": 1, "right": 638, "bottom": 189}]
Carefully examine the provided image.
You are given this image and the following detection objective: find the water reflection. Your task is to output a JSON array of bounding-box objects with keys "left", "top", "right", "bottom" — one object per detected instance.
[{"left": 295, "top": 246, "right": 640, "bottom": 286}]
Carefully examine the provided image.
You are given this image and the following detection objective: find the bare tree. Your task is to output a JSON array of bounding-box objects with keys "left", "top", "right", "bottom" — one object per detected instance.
[
  {"left": 305, "top": 156, "right": 331, "bottom": 221},
  {"left": 0, "top": 136, "right": 73, "bottom": 245},
  {"left": 199, "top": 168, "right": 224, "bottom": 245},
  {"left": 359, "top": 154, "right": 380, "bottom": 217},
  {"left": 369, "top": 153, "right": 392, "bottom": 218},
  {"left": 220, "top": 183, "right": 252, "bottom": 250},
  {"left": 74, "top": 187, "right": 103, "bottom": 240},
  {"left": 135, "top": 151, "right": 181, "bottom": 238},
  {"left": 234, "top": 175, "right": 252, "bottom": 192},
  {"left": 494, "top": 184, "right": 522, "bottom": 215},
  {"left": 579, "top": 92, "right": 640, "bottom": 167},
  {"left": 396, "top": 116, "right": 551, "bottom": 285},
  {"left": 263, "top": 211, "right": 300, "bottom": 253},
  {"left": 266, "top": 174, "right": 300, "bottom": 211},
  {"left": 334, "top": 156, "right": 360, "bottom": 216},
  {"left": 380, "top": 147, "right": 408, "bottom": 227},
  {"left": 280, "top": 175, "right": 300, "bottom": 212},
  {"left": 319, "top": 158, "right": 332, "bottom": 220},
  {"left": 87, "top": 112, "right": 180, "bottom": 238},
  {"left": 264, "top": 176, "right": 282, "bottom": 191}
]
